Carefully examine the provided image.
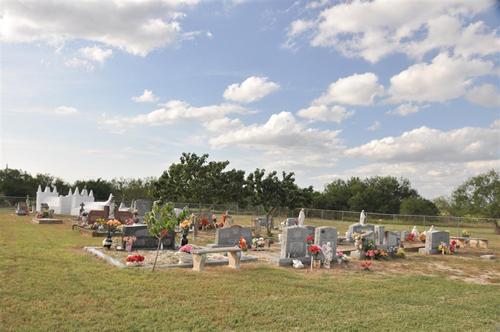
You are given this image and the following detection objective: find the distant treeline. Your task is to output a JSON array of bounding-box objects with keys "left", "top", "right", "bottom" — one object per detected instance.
[{"left": 0, "top": 153, "right": 498, "bottom": 218}]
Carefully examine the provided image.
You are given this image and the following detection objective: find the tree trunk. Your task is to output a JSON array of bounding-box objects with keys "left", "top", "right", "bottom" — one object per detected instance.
[
  {"left": 152, "top": 237, "right": 162, "bottom": 272},
  {"left": 266, "top": 207, "right": 276, "bottom": 237}
]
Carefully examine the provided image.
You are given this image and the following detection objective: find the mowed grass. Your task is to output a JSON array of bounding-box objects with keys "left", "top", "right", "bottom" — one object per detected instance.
[{"left": 1, "top": 209, "right": 499, "bottom": 331}]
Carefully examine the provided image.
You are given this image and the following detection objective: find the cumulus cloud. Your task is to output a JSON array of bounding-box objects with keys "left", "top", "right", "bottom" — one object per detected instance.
[
  {"left": 54, "top": 106, "right": 78, "bottom": 115},
  {"left": 345, "top": 123, "right": 500, "bottom": 163},
  {"left": 387, "top": 103, "right": 420, "bottom": 116},
  {"left": 101, "top": 100, "right": 247, "bottom": 132},
  {"left": 78, "top": 46, "right": 113, "bottom": 64},
  {"left": 388, "top": 53, "right": 493, "bottom": 104},
  {"left": 315, "top": 73, "right": 384, "bottom": 106},
  {"left": 223, "top": 76, "right": 280, "bottom": 103},
  {"left": 205, "top": 117, "right": 243, "bottom": 132},
  {"left": 209, "top": 111, "right": 343, "bottom": 155},
  {"left": 465, "top": 84, "right": 500, "bottom": 108},
  {"left": 132, "top": 90, "right": 159, "bottom": 103},
  {"left": 0, "top": 0, "right": 202, "bottom": 57},
  {"left": 286, "top": 0, "right": 496, "bottom": 63},
  {"left": 297, "top": 105, "right": 353, "bottom": 123}
]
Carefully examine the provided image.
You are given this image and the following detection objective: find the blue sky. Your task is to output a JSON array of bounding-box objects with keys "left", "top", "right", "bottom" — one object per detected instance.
[{"left": 1, "top": 0, "right": 499, "bottom": 199}]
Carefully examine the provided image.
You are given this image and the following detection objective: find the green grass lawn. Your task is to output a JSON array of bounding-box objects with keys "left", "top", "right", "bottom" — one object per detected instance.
[{"left": 1, "top": 209, "right": 499, "bottom": 331}]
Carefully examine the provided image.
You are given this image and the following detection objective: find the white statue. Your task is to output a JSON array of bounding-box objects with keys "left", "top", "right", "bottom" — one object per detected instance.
[
  {"left": 321, "top": 242, "right": 334, "bottom": 269},
  {"left": 411, "top": 226, "right": 419, "bottom": 237},
  {"left": 298, "top": 208, "right": 305, "bottom": 226},
  {"left": 359, "top": 210, "right": 366, "bottom": 225},
  {"left": 292, "top": 259, "right": 304, "bottom": 269}
]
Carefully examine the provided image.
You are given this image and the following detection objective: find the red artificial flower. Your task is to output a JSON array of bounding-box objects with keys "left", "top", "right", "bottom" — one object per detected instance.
[
  {"left": 308, "top": 244, "right": 322, "bottom": 255},
  {"left": 305, "top": 235, "right": 314, "bottom": 244},
  {"left": 160, "top": 229, "right": 169, "bottom": 238}
]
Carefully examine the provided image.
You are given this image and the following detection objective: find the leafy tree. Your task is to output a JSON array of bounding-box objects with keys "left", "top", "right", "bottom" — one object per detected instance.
[
  {"left": 247, "top": 169, "right": 307, "bottom": 235},
  {"left": 111, "top": 177, "right": 156, "bottom": 202},
  {"left": 433, "top": 196, "right": 453, "bottom": 216},
  {"left": 400, "top": 197, "right": 439, "bottom": 216},
  {"left": 145, "top": 201, "right": 189, "bottom": 271},
  {"left": 451, "top": 170, "right": 500, "bottom": 218},
  {"left": 73, "top": 178, "right": 114, "bottom": 200}
]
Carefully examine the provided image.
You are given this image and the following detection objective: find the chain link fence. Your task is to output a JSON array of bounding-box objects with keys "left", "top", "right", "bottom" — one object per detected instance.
[{"left": 2, "top": 196, "right": 497, "bottom": 232}]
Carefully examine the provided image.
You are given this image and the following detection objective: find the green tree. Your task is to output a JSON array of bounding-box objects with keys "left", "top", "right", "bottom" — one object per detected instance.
[
  {"left": 400, "top": 197, "right": 439, "bottom": 215},
  {"left": 433, "top": 196, "right": 453, "bottom": 216},
  {"left": 451, "top": 170, "right": 500, "bottom": 218},
  {"left": 145, "top": 201, "right": 189, "bottom": 271},
  {"left": 73, "top": 178, "right": 114, "bottom": 200}
]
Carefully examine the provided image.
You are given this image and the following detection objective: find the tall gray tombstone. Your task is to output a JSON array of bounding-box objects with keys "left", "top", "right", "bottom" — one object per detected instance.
[
  {"left": 133, "top": 199, "right": 152, "bottom": 222},
  {"left": 314, "top": 226, "right": 338, "bottom": 260},
  {"left": 213, "top": 226, "right": 253, "bottom": 248},
  {"left": 385, "top": 231, "right": 401, "bottom": 249},
  {"left": 280, "top": 226, "right": 309, "bottom": 259},
  {"left": 374, "top": 225, "right": 385, "bottom": 245},
  {"left": 420, "top": 231, "right": 450, "bottom": 255}
]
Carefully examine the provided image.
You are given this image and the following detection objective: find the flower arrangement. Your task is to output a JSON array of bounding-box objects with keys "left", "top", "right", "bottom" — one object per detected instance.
[
  {"left": 449, "top": 240, "right": 457, "bottom": 254},
  {"left": 305, "top": 235, "right": 314, "bottom": 245},
  {"left": 180, "top": 219, "right": 190, "bottom": 229},
  {"left": 126, "top": 254, "right": 145, "bottom": 266},
  {"left": 406, "top": 233, "right": 416, "bottom": 242},
  {"left": 252, "top": 237, "right": 265, "bottom": 250},
  {"left": 96, "top": 218, "right": 107, "bottom": 225},
  {"left": 360, "top": 260, "right": 372, "bottom": 271},
  {"left": 125, "top": 218, "right": 135, "bottom": 225},
  {"left": 419, "top": 233, "right": 426, "bottom": 242},
  {"left": 336, "top": 250, "right": 349, "bottom": 264},
  {"left": 123, "top": 236, "right": 137, "bottom": 252},
  {"left": 438, "top": 242, "right": 449, "bottom": 255},
  {"left": 239, "top": 237, "right": 248, "bottom": 251},
  {"left": 365, "top": 249, "right": 389, "bottom": 260},
  {"left": 308, "top": 244, "right": 322, "bottom": 258},
  {"left": 106, "top": 219, "right": 122, "bottom": 231},
  {"left": 396, "top": 247, "right": 406, "bottom": 258},
  {"left": 461, "top": 230, "right": 470, "bottom": 238},
  {"left": 179, "top": 244, "right": 193, "bottom": 253}
]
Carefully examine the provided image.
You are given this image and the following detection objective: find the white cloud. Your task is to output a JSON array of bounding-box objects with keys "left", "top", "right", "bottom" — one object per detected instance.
[
  {"left": 132, "top": 90, "right": 159, "bottom": 103},
  {"left": 368, "top": 121, "right": 381, "bottom": 131},
  {"left": 287, "top": 0, "right": 495, "bottom": 63},
  {"left": 297, "top": 105, "right": 353, "bottom": 123},
  {"left": 388, "top": 53, "right": 493, "bottom": 104},
  {"left": 64, "top": 57, "right": 94, "bottom": 70},
  {"left": 54, "top": 106, "right": 78, "bottom": 115},
  {"left": 345, "top": 123, "right": 500, "bottom": 163},
  {"left": 223, "top": 76, "right": 280, "bottom": 103},
  {"left": 209, "top": 111, "right": 343, "bottom": 155},
  {"left": 315, "top": 73, "right": 384, "bottom": 106},
  {"left": 287, "top": 19, "right": 315, "bottom": 38},
  {"left": 0, "top": 0, "right": 201, "bottom": 57},
  {"left": 465, "top": 84, "right": 500, "bottom": 108},
  {"left": 78, "top": 46, "right": 113, "bottom": 64},
  {"left": 387, "top": 103, "right": 420, "bottom": 116},
  {"left": 101, "top": 100, "right": 247, "bottom": 132},
  {"left": 205, "top": 117, "right": 243, "bottom": 132}
]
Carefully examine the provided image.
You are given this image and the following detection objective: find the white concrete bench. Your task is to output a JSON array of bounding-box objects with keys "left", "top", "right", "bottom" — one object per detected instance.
[
  {"left": 191, "top": 247, "right": 242, "bottom": 272},
  {"left": 469, "top": 238, "right": 489, "bottom": 249}
]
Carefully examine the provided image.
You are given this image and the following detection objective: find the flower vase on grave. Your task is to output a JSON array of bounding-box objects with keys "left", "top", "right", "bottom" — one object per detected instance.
[
  {"left": 313, "top": 258, "right": 321, "bottom": 269},
  {"left": 126, "top": 242, "right": 133, "bottom": 252},
  {"left": 103, "top": 232, "right": 113, "bottom": 250},
  {"left": 181, "top": 233, "right": 188, "bottom": 246}
]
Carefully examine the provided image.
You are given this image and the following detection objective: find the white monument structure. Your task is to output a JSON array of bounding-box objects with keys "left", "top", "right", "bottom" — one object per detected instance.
[{"left": 36, "top": 185, "right": 96, "bottom": 216}]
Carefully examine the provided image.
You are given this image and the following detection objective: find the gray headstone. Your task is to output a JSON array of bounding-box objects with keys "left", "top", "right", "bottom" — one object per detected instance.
[
  {"left": 423, "top": 231, "right": 450, "bottom": 254},
  {"left": 214, "top": 226, "right": 253, "bottom": 248},
  {"left": 374, "top": 225, "right": 385, "bottom": 245},
  {"left": 122, "top": 224, "right": 175, "bottom": 250},
  {"left": 346, "top": 223, "right": 375, "bottom": 241},
  {"left": 280, "top": 226, "right": 309, "bottom": 259},
  {"left": 400, "top": 231, "right": 409, "bottom": 242},
  {"left": 134, "top": 199, "right": 152, "bottom": 221},
  {"left": 314, "top": 226, "right": 337, "bottom": 260},
  {"left": 385, "top": 231, "right": 401, "bottom": 248}
]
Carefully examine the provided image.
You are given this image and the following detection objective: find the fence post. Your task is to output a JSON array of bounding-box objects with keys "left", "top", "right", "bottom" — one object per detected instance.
[
  {"left": 423, "top": 215, "right": 426, "bottom": 228},
  {"left": 321, "top": 209, "right": 324, "bottom": 220}
]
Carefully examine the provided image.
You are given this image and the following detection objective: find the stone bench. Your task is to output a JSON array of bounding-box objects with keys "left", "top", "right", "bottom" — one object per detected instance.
[
  {"left": 191, "top": 247, "right": 242, "bottom": 272},
  {"left": 469, "top": 238, "right": 489, "bottom": 249}
]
